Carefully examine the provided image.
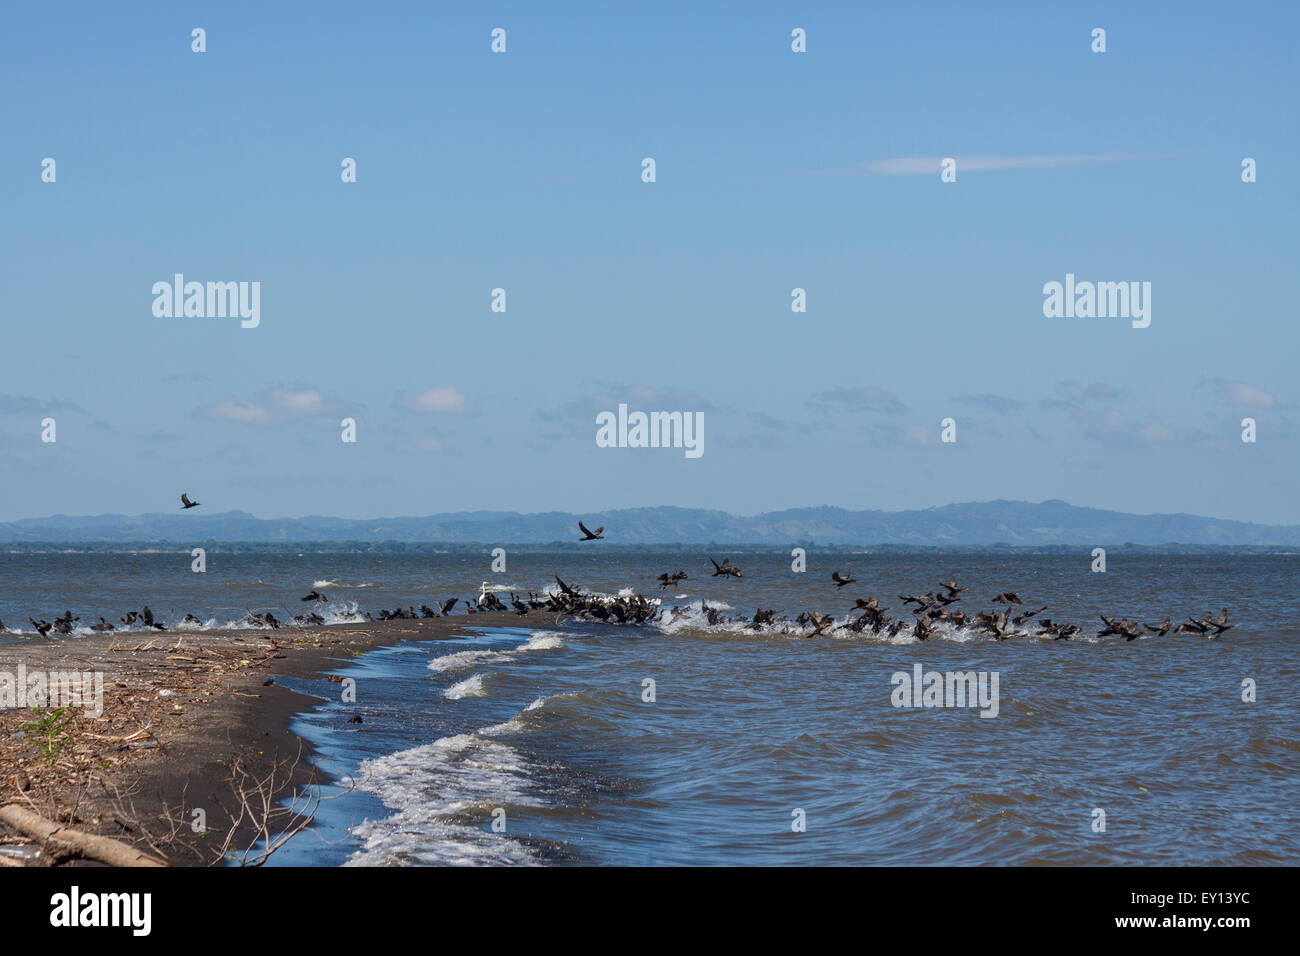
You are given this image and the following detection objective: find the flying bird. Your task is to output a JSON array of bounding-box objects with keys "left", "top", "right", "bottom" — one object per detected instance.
[
  {"left": 710, "top": 558, "right": 743, "bottom": 578},
  {"left": 803, "top": 611, "right": 835, "bottom": 639},
  {"left": 578, "top": 521, "right": 605, "bottom": 541},
  {"left": 1012, "top": 606, "right": 1047, "bottom": 625},
  {"left": 1205, "top": 609, "right": 1235, "bottom": 637},
  {"left": 831, "top": 571, "right": 857, "bottom": 588},
  {"left": 180, "top": 493, "right": 201, "bottom": 509}
]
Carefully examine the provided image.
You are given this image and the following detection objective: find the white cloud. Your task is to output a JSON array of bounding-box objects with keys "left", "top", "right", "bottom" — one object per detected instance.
[
  {"left": 811, "top": 385, "right": 907, "bottom": 416},
  {"left": 269, "top": 388, "right": 324, "bottom": 414},
  {"left": 403, "top": 387, "right": 469, "bottom": 414},
  {"left": 1222, "top": 382, "right": 1276, "bottom": 409},
  {"left": 904, "top": 424, "right": 937, "bottom": 446},
  {"left": 193, "top": 383, "right": 347, "bottom": 425},
  {"left": 197, "top": 399, "right": 272, "bottom": 424}
]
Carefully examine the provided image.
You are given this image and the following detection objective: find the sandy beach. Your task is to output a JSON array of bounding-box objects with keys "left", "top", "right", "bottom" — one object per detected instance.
[{"left": 0, "top": 610, "right": 552, "bottom": 866}]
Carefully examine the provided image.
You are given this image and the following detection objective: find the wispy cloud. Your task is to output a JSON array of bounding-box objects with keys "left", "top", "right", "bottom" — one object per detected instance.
[
  {"left": 193, "top": 384, "right": 351, "bottom": 425},
  {"left": 1210, "top": 379, "right": 1277, "bottom": 409},
  {"left": 0, "top": 394, "right": 88, "bottom": 416},
  {"left": 904, "top": 424, "right": 938, "bottom": 446},
  {"left": 1044, "top": 380, "right": 1126, "bottom": 408},
  {"left": 399, "top": 387, "right": 470, "bottom": 414},
  {"left": 809, "top": 386, "right": 907, "bottom": 416},
  {"left": 1071, "top": 407, "right": 1177, "bottom": 449},
  {"left": 539, "top": 384, "right": 718, "bottom": 424},
  {"left": 952, "top": 392, "right": 1025, "bottom": 414},
  {"left": 195, "top": 398, "right": 273, "bottom": 424}
]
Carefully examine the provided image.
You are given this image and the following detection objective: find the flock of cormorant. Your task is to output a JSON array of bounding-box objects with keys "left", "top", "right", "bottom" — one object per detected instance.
[
  {"left": 6, "top": 566, "right": 1235, "bottom": 644},
  {"left": 1, "top": 515, "right": 1238, "bottom": 642},
  {"left": 658, "top": 571, "right": 1237, "bottom": 641}
]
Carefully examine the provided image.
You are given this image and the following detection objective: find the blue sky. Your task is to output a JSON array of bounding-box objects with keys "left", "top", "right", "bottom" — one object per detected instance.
[{"left": 2, "top": 1, "right": 1297, "bottom": 523}]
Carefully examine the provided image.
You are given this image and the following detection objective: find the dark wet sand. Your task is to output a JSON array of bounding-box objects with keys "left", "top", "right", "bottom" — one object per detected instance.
[{"left": 0, "top": 611, "right": 557, "bottom": 865}]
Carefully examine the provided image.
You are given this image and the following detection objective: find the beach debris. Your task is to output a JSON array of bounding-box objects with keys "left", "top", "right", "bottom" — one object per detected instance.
[
  {"left": 0, "top": 844, "right": 45, "bottom": 866},
  {"left": 0, "top": 805, "right": 166, "bottom": 867}
]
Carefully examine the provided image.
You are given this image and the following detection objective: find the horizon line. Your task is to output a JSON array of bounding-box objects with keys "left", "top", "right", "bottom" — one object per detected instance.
[{"left": 1, "top": 498, "right": 1296, "bottom": 529}]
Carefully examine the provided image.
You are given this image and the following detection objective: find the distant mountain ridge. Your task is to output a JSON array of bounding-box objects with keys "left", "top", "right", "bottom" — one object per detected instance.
[{"left": 2, "top": 500, "right": 1299, "bottom": 546}]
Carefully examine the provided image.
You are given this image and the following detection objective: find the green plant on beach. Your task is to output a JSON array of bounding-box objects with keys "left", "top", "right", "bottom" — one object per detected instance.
[{"left": 18, "top": 705, "right": 75, "bottom": 767}]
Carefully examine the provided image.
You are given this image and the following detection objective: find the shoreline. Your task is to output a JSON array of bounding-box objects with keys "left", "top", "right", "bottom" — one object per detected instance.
[{"left": 0, "top": 611, "right": 559, "bottom": 866}]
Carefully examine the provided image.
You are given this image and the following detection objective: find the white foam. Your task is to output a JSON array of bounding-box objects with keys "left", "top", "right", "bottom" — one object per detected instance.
[
  {"left": 445, "top": 674, "right": 487, "bottom": 699},
  {"left": 428, "top": 648, "right": 501, "bottom": 673},
  {"left": 342, "top": 717, "right": 546, "bottom": 866},
  {"left": 176, "top": 617, "right": 220, "bottom": 631},
  {"left": 479, "top": 696, "right": 552, "bottom": 737},
  {"left": 344, "top": 817, "right": 539, "bottom": 867},
  {"left": 320, "top": 600, "right": 368, "bottom": 624},
  {"left": 518, "top": 632, "right": 564, "bottom": 652},
  {"left": 428, "top": 630, "right": 562, "bottom": 675}
]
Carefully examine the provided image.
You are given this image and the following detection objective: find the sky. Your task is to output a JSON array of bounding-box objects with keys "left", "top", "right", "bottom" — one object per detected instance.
[{"left": 1, "top": 1, "right": 1297, "bottom": 524}]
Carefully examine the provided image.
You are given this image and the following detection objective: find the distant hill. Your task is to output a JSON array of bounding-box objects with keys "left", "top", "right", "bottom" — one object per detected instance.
[{"left": 2, "top": 500, "right": 1299, "bottom": 547}]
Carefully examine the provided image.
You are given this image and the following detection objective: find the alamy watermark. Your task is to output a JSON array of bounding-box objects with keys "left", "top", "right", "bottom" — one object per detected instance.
[
  {"left": 1042, "top": 273, "right": 1150, "bottom": 328},
  {"left": 152, "top": 274, "right": 260, "bottom": 328},
  {"left": 1, "top": 665, "right": 104, "bottom": 718},
  {"left": 595, "top": 403, "right": 704, "bottom": 459},
  {"left": 890, "top": 663, "right": 999, "bottom": 718}
]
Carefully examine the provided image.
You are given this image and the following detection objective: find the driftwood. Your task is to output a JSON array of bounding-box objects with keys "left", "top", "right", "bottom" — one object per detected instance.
[{"left": 0, "top": 804, "right": 166, "bottom": 867}]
